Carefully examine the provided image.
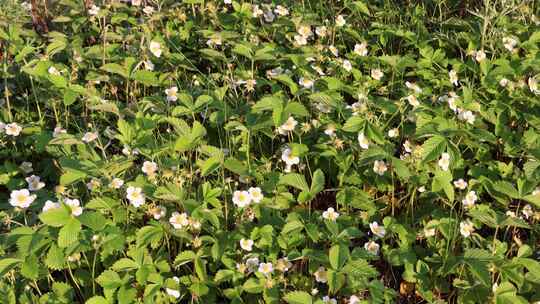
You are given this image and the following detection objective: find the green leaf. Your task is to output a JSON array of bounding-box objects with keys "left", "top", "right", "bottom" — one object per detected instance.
[
  {"left": 310, "top": 169, "right": 325, "bottom": 195},
  {"left": 132, "top": 70, "right": 159, "bottom": 86},
  {"left": 21, "top": 255, "right": 39, "bottom": 280},
  {"left": 329, "top": 244, "right": 349, "bottom": 270},
  {"left": 174, "top": 250, "right": 196, "bottom": 266},
  {"left": 100, "top": 63, "right": 128, "bottom": 78},
  {"left": 96, "top": 270, "right": 121, "bottom": 290},
  {"left": 58, "top": 218, "right": 81, "bottom": 248},
  {"left": 283, "top": 291, "right": 312, "bottom": 304},
  {"left": 78, "top": 211, "right": 107, "bottom": 231},
  {"left": 112, "top": 258, "right": 139, "bottom": 271},
  {"left": 85, "top": 296, "right": 108, "bottom": 304},
  {"left": 342, "top": 116, "right": 364, "bottom": 132},
  {"left": 45, "top": 244, "right": 65, "bottom": 270},
  {"left": 281, "top": 220, "right": 304, "bottom": 235},
  {"left": 0, "top": 258, "right": 22, "bottom": 276},
  {"left": 432, "top": 170, "right": 454, "bottom": 202},
  {"left": 39, "top": 206, "right": 72, "bottom": 227},
  {"left": 421, "top": 135, "right": 447, "bottom": 162},
  {"left": 279, "top": 173, "right": 309, "bottom": 192}
]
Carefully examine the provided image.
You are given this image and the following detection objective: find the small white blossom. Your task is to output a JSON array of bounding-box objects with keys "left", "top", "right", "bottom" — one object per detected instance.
[
  {"left": 258, "top": 262, "right": 273, "bottom": 275},
  {"left": 314, "top": 266, "right": 327, "bottom": 283},
  {"left": 460, "top": 219, "right": 475, "bottom": 238},
  {"left": 369, "top": 221, "right": 386, "bottom": 238},
  {"left": 388, "top": 128, "right": 399, "bottom": 138},
  {"left": 109, "top": 178, "right": 124, "bottom": 189},
  {"left": 126, "top": 186, "right": 145, "bottom": 207},
  {"left": 166, "top": 288, "right": 180, "bottom": 298},
  {"left": 42, "top": 200, "right": 60, "bottom": 212},
  {"left": 5, "top": 123, "right": 22, "bottom": 136},
  {"left": 358, "top": 132, "right": 370, "bottom": 149},
  {"left": 232, "top": 190, "right": 252, "bottom": 208},
  {"left": 438, "top": 153, "right": 450, "bottom": 171},
  {"left": 322, "top": 207, "right": 339, "bottom": 221},
  {"left": 354, "top": 42, "right": 368, "bottom": 56},
  {"left": 248, "top": 187, "right": 263, "bottom": 203},
  {"left": 373, "top": 160, "right": 387, "bottom": 176},
  {"left": 82, "top": 131, "right": 98, "bottom": 143},
  {"left": 143, "top": 6, "right": 154, "bottom": 15},
  {"left": 453, "top": 179, "right": 468, "bottom": 190},
  {"left": 239, "top": 238, "right": 254, "bottom": 251},
  {"left": 522, "top": 204, "right": 533, "bottom": 219},
  {"left": 278, "top": 116, "right": 298, "bottom": 134},
  {"left": 165, "top": 86, "right": 178, "bottom": 102},
  {"left": 371, "top": 69, "right": 383, "bottom": 80},
  {"left": 65, "top": 198, "right": 83, "bottom": 216},
  {"left": 364, "top": 240, "right": 380, "bottom": 255},
  {"left": 342, "top": 59, "right": 352, "bottom": 72},
  {"left": 149, "top": 41, "right": 162, "bottom": 58},
  {"left": 142, "top": 161, "right": 158, "bottom": 176},
  {"left": 335, "top": 15, "right": 346, "bottom": 27},
  {"left": 9, "top": 189, "right": 36, "bottom": 208},
  {"left": 449, "top": 69, "right": 459, "bottom": 86},
  {"left": 169, "top": 212, "right": 189, "bottom": 229},
  {"left": 88, "top": 5, "right": 100, "bottom": 16},
  {"left": 299, "top": 77, "right": 314, "bottom": 89},
  {"left": 462, "top": 191, "right": 478, "bottom": 208},
  {"left": 26, "top": 175, "right": 45, "bottom": 191},
  {"left": 274, "top": 5, "right": 289, "bottom": 16},
  {"left": 315, "top": 26, "right": 327, "bottom": 37}
]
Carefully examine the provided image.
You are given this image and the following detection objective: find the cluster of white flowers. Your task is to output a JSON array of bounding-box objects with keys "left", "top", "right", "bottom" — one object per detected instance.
[{"left": 232, "top": 187, "right": 263, "bottom": 207}]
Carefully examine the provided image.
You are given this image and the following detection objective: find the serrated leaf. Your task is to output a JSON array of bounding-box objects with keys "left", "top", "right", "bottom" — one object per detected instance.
[
  {"left": 421, "top": 135, "right": 447, "bottom": 162},
  {"left": 283, "top": 291, "right": 312, "bottom": 304},
  {"left": 39, "top": 206, "right": 72, "bottom": 227},
  {"left": 279, "top": 173, "right": 309, "bottom": 192},
  {"left": 58, "top": 218, "right": 81, "bottom": 248}
]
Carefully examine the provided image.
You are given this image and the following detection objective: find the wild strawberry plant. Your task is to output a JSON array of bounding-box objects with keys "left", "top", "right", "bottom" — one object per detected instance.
[{"left": 1, "top": 0, "right": 540, "bottom": 303}]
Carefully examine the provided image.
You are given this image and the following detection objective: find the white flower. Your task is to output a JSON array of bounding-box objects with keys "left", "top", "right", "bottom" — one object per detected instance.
[
  {"left": 328, "top": 45, "right": 339, "bottom": 57},
  {"left": 53, "top": 126, "right": 67, "bottom": 137},
  {"left": 474, "top": 50, "right": 486, "bottom": 62},
  {"left": 109, "top": 178, "right": 124, "bottom": 189},
  {"left": 315, "top": 26, "right": 327, "bottom": 37},
  {"left": 373, "top": 160, "right": 387, "bottom": 176},
  {"left": 274, "top": 5, "right": 289, "bottom": 16},
  {"left": 499, "top": 78, "right": 509, "bottom": 87},
  {"left": 143, "top": 6, "right": 154, "bottom": 15},
  {"left": 131, "top": 0, "right": 141, "bottom": 6},
  {"left": 311, "top": 288, "right": 319, "bottom": 296},
  {"left": 248, "top": 187, "right": 263, "bottom": 203},
  {"left": 460, "top": 219, "right": 475, "bottom": 238},
  {"left": 349, "top": 295, "right": 361, "bottom": 304},
  {"left": 354, "top": 42, "right": 368, "bottom": 56},
  {"left": 335, "top": 15, "right": 346, "bottom": 27},
  {"left": 88, "top": 5, "right": 100, "bottom": 16},
  {"left": 144, "top": 60, "right": 154, "bottom": 71},
  {"left": 258, "top": 262, "right": 273, "bottom": 275},
  {"left": 407, "top": 95, "right": 420, "bottom": 107},
  {"left": 405, "top": 81, "right": 422, "bottom": 93},
  {"left": 322, "top": 207, "right": 339, "bottom": 221},
  {"left": 449, "top": 69, "right": 459, "bottom": 86},
  {"left": 369, "top": 221, "right": 386, "bottom": 238},
  {"left": 150, "top": 205, "right": 166, "bottom": 220},
  {"left": 358, "top": 132, "right": 370, "bottom": 149},
  {"left": 462, "top": 191, "right": 478, "bottom": 208},
  {"left": 418, "top": 186, "right": 426, "bottom": 193},
  {"left": 48, "top": 66, "right": 60, "bottom": 75},
  {"left": 149, "top": 41, "right": 162, "bottom": 58},
  {"left": 278, "top": 116, "right": 298, "bottom": 134},
  {"left": 232, "top": 190, "right": 252, "bottom": 207},
  {"left": 522, "top": 204, "right": 533, "bottom": 219},
  {"left": 529, "top": 77, "right": 539, "bottom": 94},
  {"left": 506, "top": 211, "right": 516, "bottom": 218},
  {"left": 403, "top": 140, "right": 413, "bottom": 153},
  {"left": 126, "top": 186, "right": 145, "bottom": 207},
  {"left": 424, "top": 227, "right": 436, "bottom": 237},
  {"left": 299, "top": 77, "right": 314, "bottom": 89},
  {"left": 9, "top": 189, "right": 36, "bottom": 208},
  {"left": 5, "top": 123, "right": 22, "bottom": 136},
  {"left": 224, "top": 0, "right": 232, "bottom": 4},
  {"left": 533, "top": 187, "right": 540, "bottom": 196},
  {"left": 342, "top": 60, "right": 352, "bottom": 72},
  {"left": 364, "top": 240, "right": 380, "bottom": 255},
  {"left": 82, "top": 131, "right": 98, "bottom": 143},
  {"left": 453, "top": 179, "right": 468, "bottom": 190},
  {"left": 297, "top": 25, "right": 312, "bottom": 38},
  {"left": 26, "top": 175, "right": 45, "bottom": 191},
  {"left": 266, "top": 67, "right": 283, "bottom": 78},
  {"left": 314, "top": 266, "right": 327, "bottom": 283},
  {"left": 165, "top": 86, "right": 178, "bottom": 102},
  {"left": 458, "top": 109, "right": 476, "bottom": 125},
  {"left": 438, "top": 153, "right": 450, "bottom": 171},
  {"left": 388, "top": 128, "right": 399, "bottom": 138},
  {"left": 275, "top": 258, "right": 292, "bottom": 272},
  {"left": 252, "top": 5, "right": 263, "bottom": 18},
  {"left": 324, "top": 125, "right": 335, "bottom": 137},
  {"left": 65, "top": 198, "right": 83, "bottom": 216},
  {"left": 169, "top": 212, "right": 189, "bottom": 229},
  {"left": 42, "top": 200, "right": 60, "bottom": 212},
  {"left": 165, "top": 288, "right": 180, "bottom": 298},
  {"left": 239, "top": 238, "right": 254, "bottom": 251},
  {"left": 502, "top": 37, "right": 518, "bottom": 52},
  {"left": 142, "top": 161, "right": 158, "bottom": 176},
  {"left": 371, "top": 69, "right": 383, "bottom": 80},
  {"left": 282, "top": 148, "right": 300, "bottom": 172},
  {"left": 323, "top": 296, "right": 337, "bottom": 304}
]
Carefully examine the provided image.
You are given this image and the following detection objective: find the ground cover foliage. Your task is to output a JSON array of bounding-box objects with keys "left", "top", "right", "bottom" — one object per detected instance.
[{"left": 1, "top": 0, "right": 540, "bottom": 303}]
